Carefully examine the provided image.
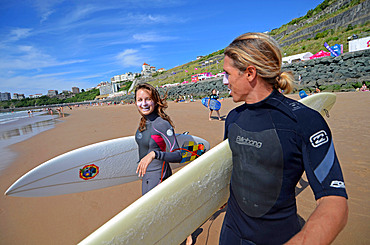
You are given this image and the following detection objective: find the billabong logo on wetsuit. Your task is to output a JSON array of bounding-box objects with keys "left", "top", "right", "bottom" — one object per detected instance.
[
  {"left": 235, "top": 136, "right": 262, "bottom": 148},
  {"left": 310, "top": 130, "right": 328, "bottom": 147},
  {"left": 330, "top": 180, "right": 345, "bottom": 188}
]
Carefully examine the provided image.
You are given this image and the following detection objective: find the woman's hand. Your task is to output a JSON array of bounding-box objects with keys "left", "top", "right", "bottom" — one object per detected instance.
[{"left": 136, "top": 151, "right": 156, "bottom": 177}]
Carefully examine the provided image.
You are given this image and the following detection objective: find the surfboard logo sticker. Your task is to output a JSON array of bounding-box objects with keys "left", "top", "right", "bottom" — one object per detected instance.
[
  {"left": 179, "top": 141, "right": 205, "bottom": 164},
  {"left": 80, "top": 164, "right": 99, "bottom": 180}
]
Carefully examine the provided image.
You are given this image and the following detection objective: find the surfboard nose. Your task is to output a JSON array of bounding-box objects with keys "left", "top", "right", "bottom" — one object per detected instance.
[
  {"left": 4, "top": 175, "right": 34, "bottom": 197},
  {"left": 4, "top": 181, "right": 22, "bottom": 196}
]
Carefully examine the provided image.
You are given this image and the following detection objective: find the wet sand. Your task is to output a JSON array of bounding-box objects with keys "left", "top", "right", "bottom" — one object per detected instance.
[{"left": 0, "top": 92, "right": 369, "bottom": 244}]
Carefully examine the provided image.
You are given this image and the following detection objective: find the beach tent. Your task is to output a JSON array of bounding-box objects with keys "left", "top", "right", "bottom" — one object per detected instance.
[
  {"left": 309, "top": 50, "right": 331, "bottom": 59},
  {"left": 282, "top": 52, "right": 313, "bottom": 64}
]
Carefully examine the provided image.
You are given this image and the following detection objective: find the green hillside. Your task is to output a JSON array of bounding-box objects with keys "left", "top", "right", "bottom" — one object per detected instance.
[{"left": 144, "top": 0, "right": 369, "bottom": 87}]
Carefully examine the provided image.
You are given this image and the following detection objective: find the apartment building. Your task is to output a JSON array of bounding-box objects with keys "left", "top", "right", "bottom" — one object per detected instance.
[{"left": 0, "top": 92, "right": 11, "bottom": 101}]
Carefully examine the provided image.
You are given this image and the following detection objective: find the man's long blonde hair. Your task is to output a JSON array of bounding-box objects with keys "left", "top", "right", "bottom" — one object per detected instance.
[{"left": 224, "top": 32, "right": 294, "bottom": 94}]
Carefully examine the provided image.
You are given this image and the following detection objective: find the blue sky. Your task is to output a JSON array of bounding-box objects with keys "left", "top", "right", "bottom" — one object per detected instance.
[{"left": 0, "top": 0, "right": 323, "bottom": 97}]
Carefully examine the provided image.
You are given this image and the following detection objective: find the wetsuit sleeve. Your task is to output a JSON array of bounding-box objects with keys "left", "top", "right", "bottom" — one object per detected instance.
[
  {"left": 152, "top": 119, "right": 182, "bottom": 163},
  {"left": 301, "top": 110, "right": 348, "bottom": 200}
]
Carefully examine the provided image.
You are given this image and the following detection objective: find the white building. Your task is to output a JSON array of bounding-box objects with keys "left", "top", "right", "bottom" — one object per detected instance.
[
  {"left": 99, "top": 82, "right": 119, "bottom": 95},
  {"left": 282, "top": 52, "right": 313, "bottom": 64},
  {"left": 112, "top": 72, "right": 137, "bottom": 83},
  {"left": 29, "top": 94, "right": 43, "bottom": 98},
  {"left": 47, "top": 90, "right": 58, "bottom": 97},
  {"left": 120, "top": 72, "right": 136, "bottom": 81},
  {"left": 349, "top": 36, "right": 370, "bottom": 52},
  {"left": 0, "top": 92, "right": 11, "bottom": 101},
  {"left": 141, "top": 63, "right": 157, "bottom": 76}
]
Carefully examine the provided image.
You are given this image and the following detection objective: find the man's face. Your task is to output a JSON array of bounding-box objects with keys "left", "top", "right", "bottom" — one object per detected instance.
[{"left": 223, "top": 55, "right": 249, "bottom": 103}]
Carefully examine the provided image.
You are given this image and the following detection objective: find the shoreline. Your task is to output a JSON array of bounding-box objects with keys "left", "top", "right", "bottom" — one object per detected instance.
[
  {"left": 0, "top": 113, "right": 61, "bottom": 176},
  {"left": 1, "top": 92, "right": 369, "bottom": 244}
]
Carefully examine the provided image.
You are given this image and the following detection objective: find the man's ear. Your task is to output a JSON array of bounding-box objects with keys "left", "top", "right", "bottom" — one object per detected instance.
[{"left": 245, "top": 66, "right": 257, "bottom": 82}]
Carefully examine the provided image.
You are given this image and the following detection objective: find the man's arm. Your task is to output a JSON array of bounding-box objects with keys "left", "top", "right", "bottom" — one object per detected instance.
[{"left": 286, "top": 195, "right": 348, "bottom": 245}]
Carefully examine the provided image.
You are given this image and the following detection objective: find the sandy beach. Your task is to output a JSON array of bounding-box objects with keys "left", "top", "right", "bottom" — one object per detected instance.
[{"left": 0, "top": 92, "right": 369, "bottom": 245}]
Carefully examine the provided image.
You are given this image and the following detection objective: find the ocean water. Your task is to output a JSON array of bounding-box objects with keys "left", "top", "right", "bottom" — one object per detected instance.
[{"left": 0, "top": 110, "right": 59, "bottom": 174}]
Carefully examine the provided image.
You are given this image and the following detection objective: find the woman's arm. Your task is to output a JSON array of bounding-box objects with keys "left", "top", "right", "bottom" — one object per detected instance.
[
  {"left": 285, "top": 195, "right": 348, "bottom": 245},
  {"left": 136, "top": 151, "right": 155, "bottom": 177}
]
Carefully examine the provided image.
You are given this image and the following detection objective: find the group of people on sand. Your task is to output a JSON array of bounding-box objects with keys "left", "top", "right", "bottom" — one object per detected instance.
[
  {"left": 46, "top": 107, "right": 65, "bottom": 117},
  {"left": 132, "top": 32, "right": 348, "bottom": 245},
  {"left": 174, "top": 94, "right": 195, "bottom": 103},
  {"left": 359, "top": 82, "right": 369, "bottom": 92}
]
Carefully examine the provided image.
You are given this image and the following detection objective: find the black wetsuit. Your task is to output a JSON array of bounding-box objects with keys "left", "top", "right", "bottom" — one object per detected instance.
[
  {"left": 135, "top": 113, "right": 182, "bottom": 195},
  {"left": 219, "top": 90, "right": 347, "bottom": 245}
]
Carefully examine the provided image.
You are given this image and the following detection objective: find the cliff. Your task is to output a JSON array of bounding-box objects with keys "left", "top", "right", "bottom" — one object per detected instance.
[{"left": 273, "top": 0, "right": 370, "bottom": 47}]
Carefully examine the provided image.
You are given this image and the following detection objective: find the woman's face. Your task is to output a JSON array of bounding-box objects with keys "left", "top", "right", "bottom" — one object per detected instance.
[{"left": 136, "top": 89, "right": 156, "bottom": 116}]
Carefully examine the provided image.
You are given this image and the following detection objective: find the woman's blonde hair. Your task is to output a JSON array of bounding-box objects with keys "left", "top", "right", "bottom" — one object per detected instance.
[
  {"left": 224, "top": 32, "right": 294, "bottom": 94},
  {"left": 134, "top": 83, "right": 174, "bottom": 132}
]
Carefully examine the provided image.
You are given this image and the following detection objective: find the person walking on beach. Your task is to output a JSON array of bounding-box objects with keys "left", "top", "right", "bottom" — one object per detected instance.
[
  {"left": 220, "top": 32, "right": 348, "bottom": 245},
  {"left": 208, "top": 89, "right": 221, "bottom": 121}
]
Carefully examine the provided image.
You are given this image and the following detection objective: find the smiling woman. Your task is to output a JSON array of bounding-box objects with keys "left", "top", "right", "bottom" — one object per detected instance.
[{"left": 133, "top": 83, "right": 181, "bottom": 194}]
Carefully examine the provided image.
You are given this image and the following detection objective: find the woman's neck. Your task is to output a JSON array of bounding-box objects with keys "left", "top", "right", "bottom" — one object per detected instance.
[{"left": 145, "top": 112, "right": 158, "bottom": 121}]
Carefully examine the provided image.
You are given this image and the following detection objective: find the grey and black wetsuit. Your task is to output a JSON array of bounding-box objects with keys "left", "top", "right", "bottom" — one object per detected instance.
[
  {"left": 219, "top": 89, "right": 348, "bottom": 245},
  {"left": 135, "top": 112, "right": 182, "bottom": 195}
]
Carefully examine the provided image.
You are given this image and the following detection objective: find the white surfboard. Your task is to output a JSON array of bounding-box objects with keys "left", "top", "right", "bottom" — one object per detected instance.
[
  {"left": 299, "top": 92, "right": 336, "bottom": 117},
  {"left": 78, "top": 92, "right": 337, "bottom": 245},
  {"left": 5, "top": 133, "right": 210, "bottom": 197}
]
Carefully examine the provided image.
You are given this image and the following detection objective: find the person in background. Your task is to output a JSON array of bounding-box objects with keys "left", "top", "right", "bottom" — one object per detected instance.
[
  {"left": 220, "top": 32, "right": 348, "bottom": 245},
  {"left": 360, "top": 82, "right": 369, "bottom": 91},
  {"left": 208, "top": 89, "right": 221, "bottom": 121}
]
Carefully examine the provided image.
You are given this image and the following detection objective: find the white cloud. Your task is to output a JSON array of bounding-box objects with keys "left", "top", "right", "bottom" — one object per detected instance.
[
  {"left": 61, "top": 4, "right": 99, "bottom": 25},
  {"left": 32, "top": 0, "right": 63, "bottom": 23},
  {"left": 116, "top": 49, "right": 144, "bottom": 67},
  {"left": 7, "top": 28, "right": 33, "bottom": 42},
  {"left": 40, "top": 10, "right": 55, "bottom": 23},
  {"left": 0, "top": 45, "right": 86, "bottom": 71},
  {"left": 133, "top": 32, "right": 177, "bottom": 42}
]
